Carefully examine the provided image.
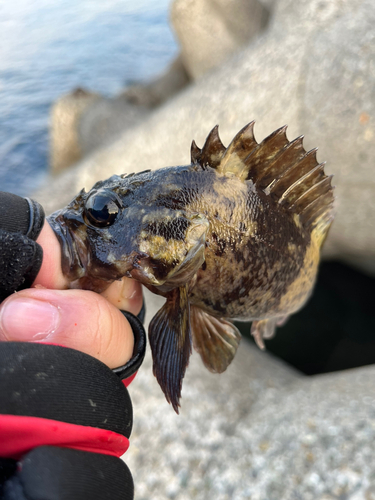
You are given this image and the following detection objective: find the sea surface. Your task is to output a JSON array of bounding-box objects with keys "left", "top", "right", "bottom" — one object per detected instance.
[{"left": 0, "top": 0, "right": 177, "bottom": 196}]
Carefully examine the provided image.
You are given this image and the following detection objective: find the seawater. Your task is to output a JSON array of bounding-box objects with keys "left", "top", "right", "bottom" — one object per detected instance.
[{"left": 0, "top": 0, "right": 177, "bottom": 196}]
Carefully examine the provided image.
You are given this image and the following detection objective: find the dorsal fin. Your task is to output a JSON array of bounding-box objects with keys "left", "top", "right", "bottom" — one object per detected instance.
[
  {"left": 258, "top": 135, "right": 305, "bottom": 190},
  {"left": 190, "top": 140, "right": 201, "bottom": 164},
  {"left": 244, "top": 125, "right": 290, "bottom": 182},
  {"left": 193, "top": 122, "right": 335, "bottom": 243},
  {"left": 196, "top": 125, "right": 226, "bottom": 168},
  {"left": 190, "top": 141, "right": 202, "bottom": 163},
  {"left": 217, "top": 122, "right": 257, "bottom": 180},
  {"left": 267, "top": 148, "right": 320, "bottom": 198}
]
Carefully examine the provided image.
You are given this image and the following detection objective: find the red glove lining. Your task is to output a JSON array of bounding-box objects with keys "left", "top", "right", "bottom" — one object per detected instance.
[
  {"left": 0, "top": 415, "right": 129, "bottom": 460},
  {"left": 122, "top": 372, "right": 137, "bottom": 387}
]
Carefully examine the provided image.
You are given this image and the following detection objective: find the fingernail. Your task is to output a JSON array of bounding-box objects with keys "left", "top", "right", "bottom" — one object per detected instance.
[{"left": 0, "top": 298, "right": 61, "bottom": 341}]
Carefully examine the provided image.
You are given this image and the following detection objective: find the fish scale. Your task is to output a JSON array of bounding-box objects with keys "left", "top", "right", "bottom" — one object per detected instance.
[{"left": 48, "top": 122, "right": 335, "bottom": 413}]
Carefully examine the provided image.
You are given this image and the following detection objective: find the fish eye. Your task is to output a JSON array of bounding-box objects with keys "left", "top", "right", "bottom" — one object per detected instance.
[{"left": 84, "top": 190, "right": 121, "bottom": 228}]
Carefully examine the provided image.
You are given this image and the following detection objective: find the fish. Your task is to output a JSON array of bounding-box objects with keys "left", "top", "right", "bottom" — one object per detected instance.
[{"left": 48, "top": 122, "right": 334, "bottom": 413}]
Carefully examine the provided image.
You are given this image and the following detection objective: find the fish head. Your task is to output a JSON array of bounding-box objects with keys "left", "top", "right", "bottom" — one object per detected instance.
[{"left": 48, "top": 172, "right": 209, "bottom": 291}]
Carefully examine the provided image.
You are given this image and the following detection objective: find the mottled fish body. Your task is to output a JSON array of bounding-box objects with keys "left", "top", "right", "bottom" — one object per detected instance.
[{"left": 48, "top": 122, "right": 334, "bottom": 412}]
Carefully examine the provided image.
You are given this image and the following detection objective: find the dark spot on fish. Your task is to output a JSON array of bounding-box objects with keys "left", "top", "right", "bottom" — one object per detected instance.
[
  {"left": 212, "top": 299, "right": 227, "bottom": 315},
  {"left": 211, "top": 231, "right": 227, "bottom": 257},
  {"left": 129, "top": 180, "right": 147, "bottom": 189},
  {"left": 148, "top": 258, "right": 173, "bottom": 281},
  {"left": 233, "top": 248, "right": 245, "bottom": 264},
  {"left": 201, "top": 261, "right": 207, "bottom": 271},
  {"left": 147, "top": 217, "right": 190, "bottom": 241},
  {"left": 200, "top": 295, "right": 221, "bottom": 310},
  {"left": 155, "top": 189, "right": 189, "bottom": 210}
]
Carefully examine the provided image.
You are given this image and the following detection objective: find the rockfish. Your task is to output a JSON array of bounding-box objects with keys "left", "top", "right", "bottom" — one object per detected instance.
[{"left": 48, "top": 122, "right": 334, "bottom": 412}]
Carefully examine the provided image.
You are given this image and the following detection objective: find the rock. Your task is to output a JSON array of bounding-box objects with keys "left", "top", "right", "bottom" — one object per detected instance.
[
  {"left": 50, "top": 88, "right": 100, "bottom": 174},
  {"left": 49, "top": 0, "right": 269, "bottom": 171},
  {"left": 78, "top": 96, "right": 149, "bottom": 156},
  {"left": 50, "top": 58, "right": 189, "bottom": 170},
  {"left": 125, "top": 290, "right": 375, "bottom": 499},
  {"left": 50, "top": 89, "right": 149, "bottom": 173},
  {"left": 170, "top": 0, "right": 270, "bottom": 79},
  {"left": 37, "top": 0, "right": 375, "bottom": 272},
  {"left": 122, "top": 55, "right": 191, "bottom": 108}
]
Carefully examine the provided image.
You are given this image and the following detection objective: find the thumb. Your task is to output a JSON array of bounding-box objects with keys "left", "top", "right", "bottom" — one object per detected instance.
[{"left": 0, "top": 288, "right": 134, "bottom": 369}]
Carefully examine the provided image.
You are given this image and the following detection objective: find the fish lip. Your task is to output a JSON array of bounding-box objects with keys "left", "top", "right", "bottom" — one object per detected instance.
[{"left": 47, "top": 210, "right": 88, "bottom": 281}]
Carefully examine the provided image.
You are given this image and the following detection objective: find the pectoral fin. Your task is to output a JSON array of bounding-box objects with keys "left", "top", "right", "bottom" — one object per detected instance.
[
  {"left": 148, "top": 285, "right": 191, "bottom": 413},
  {"left": 191, "top": 306, "right": 241, "bottom": 373}
]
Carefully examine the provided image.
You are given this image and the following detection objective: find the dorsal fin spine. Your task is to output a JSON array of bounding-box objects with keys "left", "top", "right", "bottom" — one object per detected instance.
[
  {"left": 191, "top": 140, "right": 201, "bottom": 164},
  {"left": 278, "top": 163, "right": 325, "bottom": 205},
  {"left": 289, "top": 175, "right": 332, "bottom": 211},
  {"left": 244, "top": 125, "right": 289, "bottom": 181},
  {"left": 199, "top": 125, "right": 226, "bottom": 168},
  {"left": 260, "top": 135, "right": 306, "bottom": 191},
  {"left": 218, "top": 121, "right": 257, "bottom": 179},
  {"left": 269, "top": 147, "right": 319, "bottom": 196}
]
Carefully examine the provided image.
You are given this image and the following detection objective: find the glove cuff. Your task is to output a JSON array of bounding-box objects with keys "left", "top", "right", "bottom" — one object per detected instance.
[
  {"left": 113, "top": 308, "right": 147, "bottom": 383},
  {"left": 25, "top": 197, "right": 45, "bottom": 240},
  {"left": 0, "top": 192, "right": 44, "bottom": 239},
  {"left": 0, "top": 192, "right": 45, "bottom": 302}
]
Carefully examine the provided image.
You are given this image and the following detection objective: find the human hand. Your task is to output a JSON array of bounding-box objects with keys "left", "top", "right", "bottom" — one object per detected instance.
[{"left": 0, "top": 192, "right": 143, "bottom": 500}]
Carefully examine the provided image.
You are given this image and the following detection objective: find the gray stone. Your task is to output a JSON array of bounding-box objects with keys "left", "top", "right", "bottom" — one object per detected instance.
[
  {"left": 50, "top": 88, "right": 100, "bottom": 173},
  {"left": 170, "top": 0, "right": 270, "bottom": 79},
  {"left": 78, "top": 96, "right": 148, "bottom": 156},
  {"left": 50, "top": 0, "right": 269, "bottom": 169},
  {"left": 37, "top": 0, "right": 375, "bottom": 271},
  {"left": 50, "top": 57, "right": 189, "bottom": 168},
  {"left": 50, "top": 90, "right": 149, "bottom": 172},
  {"left": 122, "top": 55, "right": 191, "bottom": 108}
]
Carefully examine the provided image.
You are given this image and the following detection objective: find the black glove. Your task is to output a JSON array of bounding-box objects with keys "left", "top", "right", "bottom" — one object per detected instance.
[
  {"left": 0, "top": 192, "right": 44, "bottom": 302},
  {"left": 0, "top": 192, "right": 146, "bottom": 500}
]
